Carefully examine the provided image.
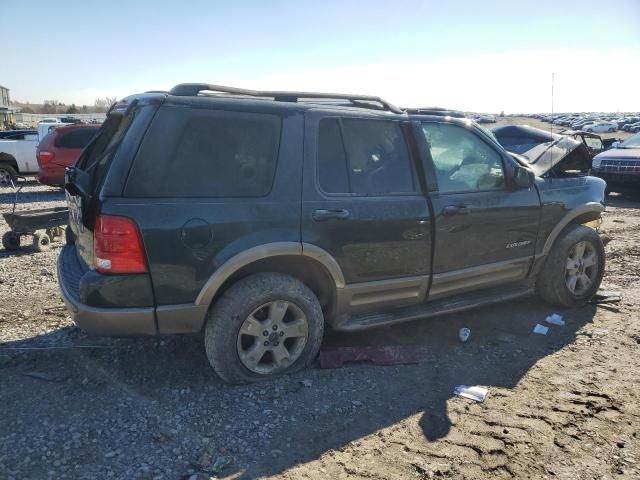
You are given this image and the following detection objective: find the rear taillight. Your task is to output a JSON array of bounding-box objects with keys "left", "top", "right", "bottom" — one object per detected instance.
[
  {"left": 38, "top": 150, "right": 55, "bottom": 166},
  {"left": 94, "top": 215, "right": 148, "bottom": 274}
]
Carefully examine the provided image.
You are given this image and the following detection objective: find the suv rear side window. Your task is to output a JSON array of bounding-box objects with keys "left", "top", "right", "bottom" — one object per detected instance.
[
  {"left": 54, "top": 128, "right": 98, "bottom": 149},
  {"left": 126, "top": 107, "right": 281, "bottom": 197},
  {"left": 318, "top": 118, "right": 415, "bottom": 195}
]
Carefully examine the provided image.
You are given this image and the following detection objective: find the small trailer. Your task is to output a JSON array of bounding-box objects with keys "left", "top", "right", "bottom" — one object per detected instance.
[{"left": 2, "top": 179, "right": 68, "bottom": 252}]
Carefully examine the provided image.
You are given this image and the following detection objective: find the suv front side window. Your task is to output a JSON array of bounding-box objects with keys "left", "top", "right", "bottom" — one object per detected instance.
[
  {"left": 318, "top": 117, "right": 415, "bottom": 195},
  {"left": 421, "top": 122, "right": 505, "bottom": 193}
]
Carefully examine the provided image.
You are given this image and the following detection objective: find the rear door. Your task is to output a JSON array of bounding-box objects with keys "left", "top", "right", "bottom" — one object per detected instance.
[
  {"left": 302, "top": 111, "right": 432, "bottom": 308},
  {"left": 68, "top": 102, "right": 153, "bottom": 267},
  {"left": 417, "top": 120, "right": 540, "bottom": 298}
]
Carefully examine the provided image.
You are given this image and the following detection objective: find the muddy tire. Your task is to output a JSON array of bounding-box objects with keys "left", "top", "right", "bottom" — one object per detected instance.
[
  {"left": 33, "top": 232, "right": 51, "bottom": 252},
  {"left": 536, "top": 225, "right": 605, "bottom": 307},
  {"left": 2, "top": 231, "right": 20, "bottom": 251},
  {"left": 0, "top": 164, "right": 17, "bottom": 187},
  {"left": 204, "top": 273, "right": 324, "bottom": 384}
]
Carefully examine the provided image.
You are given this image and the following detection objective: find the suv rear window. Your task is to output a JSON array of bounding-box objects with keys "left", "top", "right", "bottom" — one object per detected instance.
[
  {"left": 125, "top": 107, "right": 281, "bottom": 198},
  {"left": 54, "top": 128, "right": 98, "bottom": 149},
  {"left": 76, "top": 111, "right": 134, "bottom": 194}
]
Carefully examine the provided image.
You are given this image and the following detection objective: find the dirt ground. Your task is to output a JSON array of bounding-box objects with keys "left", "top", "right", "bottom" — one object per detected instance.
[{"left": 1, "top": 170, "right": 639, "bottom": 478}]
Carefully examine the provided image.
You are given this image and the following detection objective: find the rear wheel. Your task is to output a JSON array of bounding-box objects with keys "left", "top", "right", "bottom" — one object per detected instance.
[
  {"left": 536, "top": 225, "right": 604, "bottom": 307},
  {"left": 204, "top": 273, "right": 324, "bottom": 384},
  {"left": 0, "top": 164, "right": 17, "bottom": 187},
  {"left": 2, "top": 231, "right": 20, "bottom": 251}
]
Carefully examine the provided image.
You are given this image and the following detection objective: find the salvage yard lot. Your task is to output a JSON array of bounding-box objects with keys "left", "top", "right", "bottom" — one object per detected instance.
[{"left": 1, "top": 182, "right": 639, "bottom": 479}]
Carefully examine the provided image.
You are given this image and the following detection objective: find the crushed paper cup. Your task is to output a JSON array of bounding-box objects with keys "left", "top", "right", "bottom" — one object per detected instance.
[
  {"left": 453, "top": 385, "right": 489, "bottom": 402},
  {"left": 533, "top": 324, "right": 549, "bottom": 335},
  {"left": 545, "top": 314, "right": 565, "bottom": 326}
]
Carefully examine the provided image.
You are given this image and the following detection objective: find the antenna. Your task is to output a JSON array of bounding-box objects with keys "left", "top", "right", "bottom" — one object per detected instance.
[{"left": 550, "top": 72, "right": 555, "bottom": 175}]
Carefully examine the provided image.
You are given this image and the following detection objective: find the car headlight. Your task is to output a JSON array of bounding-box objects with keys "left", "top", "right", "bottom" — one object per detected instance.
[{"left": 592, "top": 157, "right": 602, "bottom": 170}]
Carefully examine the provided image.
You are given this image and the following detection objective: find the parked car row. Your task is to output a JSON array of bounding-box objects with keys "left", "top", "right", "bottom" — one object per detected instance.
[
  {"left": 0, "top": 121, "right": 100, "bottom": 187},
  {"left": 536, "top": 113, "right": 640, "bottom": 134}
]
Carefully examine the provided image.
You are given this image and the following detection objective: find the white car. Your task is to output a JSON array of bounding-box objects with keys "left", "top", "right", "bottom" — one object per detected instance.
[
  {"left": 0, "top": 122, "right": 69, "bottom": 186},
  {"left": 584, "top": 121, "right": 617, "bottom": 133}
]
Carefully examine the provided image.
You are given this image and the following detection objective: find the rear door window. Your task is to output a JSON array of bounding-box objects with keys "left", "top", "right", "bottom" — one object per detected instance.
[
  {"left": 125, "top": 107, "right": 281, "bottom": 197},
  {"left": 55, "top": 128, "right": 98, "bottom": 149},
  {"left": 317, "top": 117, "right": 415, "bottom": 195}
]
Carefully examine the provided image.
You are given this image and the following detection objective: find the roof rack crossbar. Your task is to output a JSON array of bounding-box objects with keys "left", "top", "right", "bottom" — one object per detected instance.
[{"left": 169, "top": 83, "right": 403, "bottom": 114}]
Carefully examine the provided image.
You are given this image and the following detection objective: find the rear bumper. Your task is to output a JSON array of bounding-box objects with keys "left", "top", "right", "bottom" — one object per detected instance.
[
  {"left": 57, "top": 244, "right": 209, "bottom": 335},
  {"left": 57, "top": 245, "right": 156, "bottom": 335},
  {"left": 37, "top": 166, "right": 65, "bottom": 187}
]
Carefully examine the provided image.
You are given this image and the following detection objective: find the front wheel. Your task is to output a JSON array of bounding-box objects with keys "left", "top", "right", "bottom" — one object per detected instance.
[
  {"left": 204, "top": 273, "right": 324, "bottom": 384},
  {"left": 536, "top": 225, "right": 605, "bottom": 307}
]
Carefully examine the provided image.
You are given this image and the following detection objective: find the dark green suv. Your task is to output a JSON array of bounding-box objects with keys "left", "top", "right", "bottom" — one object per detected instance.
[{"left": 59, "top": 84, "right": 606, "bottom": 384}]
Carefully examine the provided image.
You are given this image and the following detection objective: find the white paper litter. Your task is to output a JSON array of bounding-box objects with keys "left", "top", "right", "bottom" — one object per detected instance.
[
  {"left": 458, "top": 327, "right": 471, "bottom": 343},
  {"left": 453, "top": 385, "right": 489, "bottom": 402},
  {"left": 533, "top": 324, "right": 549, "bottom": 335},
  {"left": 545, "top": 313, "right": 565, "bottom": 326}
]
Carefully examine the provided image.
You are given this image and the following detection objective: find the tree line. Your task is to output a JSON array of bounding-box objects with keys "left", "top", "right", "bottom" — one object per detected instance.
[{"left": 10, "top": 97, "right": 118, "bottom": 115}]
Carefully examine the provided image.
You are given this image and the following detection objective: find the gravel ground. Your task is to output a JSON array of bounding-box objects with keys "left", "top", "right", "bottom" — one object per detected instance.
[{"left": 0, "top": 181, "right": 639, "bottom": 480}]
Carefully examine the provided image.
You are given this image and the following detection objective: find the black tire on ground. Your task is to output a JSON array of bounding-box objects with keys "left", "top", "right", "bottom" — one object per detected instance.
[
  {"left": 33, "top": 232, "right": 51, "bottom": 252},
  {"left": 2, "top": 231, "right": 20, "bottom": 251},
  {"left": 535, "top": 225, "right": 605, "bottom": 308},
  {"left": 0, "top": 164, "right": 17, "bottom": 187},
  {"left": 204, "top": 272, "right": 324, "bottom": 384}
]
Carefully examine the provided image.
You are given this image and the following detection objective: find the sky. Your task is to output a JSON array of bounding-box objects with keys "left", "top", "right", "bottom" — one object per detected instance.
[{"left": 1, "top": 0, "right": 639, "bottom": 113}]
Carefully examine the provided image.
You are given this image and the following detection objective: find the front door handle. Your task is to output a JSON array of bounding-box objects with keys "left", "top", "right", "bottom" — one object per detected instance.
[
  {"left": 443, "top": 205, "right": 469, "bottom": 217},
  {"left": 312, "top": 209, "right": 350, "bottom": 221}
]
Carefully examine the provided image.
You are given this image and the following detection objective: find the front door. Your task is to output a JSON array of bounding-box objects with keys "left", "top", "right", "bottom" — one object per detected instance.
[
  {"left": 302, "top": 113, "right": 432, "bottom": 290},
  {"left": 418, "top": 120, "right": 540, "bottom": 298}
]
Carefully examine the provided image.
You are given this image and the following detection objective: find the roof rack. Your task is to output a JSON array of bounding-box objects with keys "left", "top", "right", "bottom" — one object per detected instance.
[
  {"left": 168, "top": 83, "right": 403, "bottom": 114},
  {"left": 404, "top": 107, "right": 467, "bottom": 118}
]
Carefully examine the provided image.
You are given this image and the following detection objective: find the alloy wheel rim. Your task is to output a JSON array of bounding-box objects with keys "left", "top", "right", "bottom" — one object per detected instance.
[
  {"left": 565, "top": 241, "right": 598, "bottom": 295},
  {"left": 236, "top": 300, "right": 309, "bottom": 375}
]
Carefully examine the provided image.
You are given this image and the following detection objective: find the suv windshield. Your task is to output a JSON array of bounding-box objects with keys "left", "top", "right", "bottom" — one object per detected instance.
[{"left": 619, "top": 132, "right": 640, "bottom": 148}]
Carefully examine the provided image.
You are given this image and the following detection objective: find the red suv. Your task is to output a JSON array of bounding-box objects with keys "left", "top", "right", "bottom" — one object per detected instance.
[{"left": 37, "top": 124, "right": 100, "bottom": 186}]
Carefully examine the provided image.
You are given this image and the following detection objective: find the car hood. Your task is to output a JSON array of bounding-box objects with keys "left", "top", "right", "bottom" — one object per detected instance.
[
  {"left": 593, "top": 147, "right": 640, "bottom": 160},
  {"left": 493, "top": 124, "right": 590, "bottom": 176}
]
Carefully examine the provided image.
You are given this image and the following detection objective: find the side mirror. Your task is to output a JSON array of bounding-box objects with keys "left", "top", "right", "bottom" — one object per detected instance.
[{"left": 514, "top": 165, "right": 535, "bottom": 189}]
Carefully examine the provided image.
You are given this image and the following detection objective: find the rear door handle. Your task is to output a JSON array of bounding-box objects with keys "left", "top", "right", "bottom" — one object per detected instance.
[
  {"left": 312, "top": 209, "right": 350, "bottom": 221},
  {"left": 443, "top": 205, "right": 469, "bottom": 217}
]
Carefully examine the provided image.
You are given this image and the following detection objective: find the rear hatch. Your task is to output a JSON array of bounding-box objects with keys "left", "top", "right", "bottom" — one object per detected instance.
[{"left": 65, "top": 96, "right": 163, "bottom": 268}]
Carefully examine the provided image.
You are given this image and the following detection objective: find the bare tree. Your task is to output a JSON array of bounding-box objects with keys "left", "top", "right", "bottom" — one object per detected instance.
[
  {"left": 93, "top": 97, "right": 118, "bottom": 113},
  {"left": 42, "top": 100, "right": 61, "bottom": 114}
]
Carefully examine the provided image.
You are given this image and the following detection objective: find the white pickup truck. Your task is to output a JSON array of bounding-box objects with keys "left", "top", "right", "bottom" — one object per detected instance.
[{"left": 0, "top": 122, "right": 68, "bottom": 186}]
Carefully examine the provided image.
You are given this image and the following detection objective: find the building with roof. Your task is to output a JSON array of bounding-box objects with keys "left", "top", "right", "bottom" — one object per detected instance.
[{"left": 1, "top": 85, "right": 14, "bottom": 128}]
